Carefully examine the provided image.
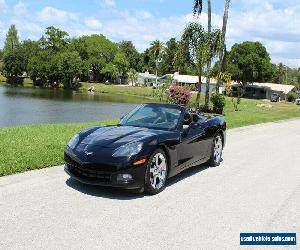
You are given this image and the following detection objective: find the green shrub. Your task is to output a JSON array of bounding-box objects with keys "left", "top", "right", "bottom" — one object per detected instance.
[
  {"left": 6, "top": 76, "right": 24, "bottom": 85},
  {"left": 211, "top": 93, "right": 226, "bottom": 114},
  {"left": 287, "top": 92, "right": 297, "bottom": 102}
]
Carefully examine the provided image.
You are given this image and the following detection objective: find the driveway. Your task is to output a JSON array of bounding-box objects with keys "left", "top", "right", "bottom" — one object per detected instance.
[{"left": 0, "top": 119, "right": 299, "bottom": 249}]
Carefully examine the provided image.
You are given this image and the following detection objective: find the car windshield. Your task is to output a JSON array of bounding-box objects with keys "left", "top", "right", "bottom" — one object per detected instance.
[{"left": 120, "top": 104, "right": 183, "bottom": 130}]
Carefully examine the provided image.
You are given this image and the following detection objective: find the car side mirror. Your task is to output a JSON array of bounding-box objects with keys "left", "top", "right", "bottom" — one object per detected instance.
[{"left": 181, "top": 122, "right": 201, "bottom": 138}]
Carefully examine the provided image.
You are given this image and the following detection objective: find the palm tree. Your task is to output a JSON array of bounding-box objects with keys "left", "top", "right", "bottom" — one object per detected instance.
[
  {"left": 150, "top": 40, "right": 164, "bottom": 86},
  {"left": 127, "top": 68, "right": 138, "bottom": 86},
  {"left": 204, "top": 0, "right": 212, "bottom": 109},
  {"left": 192, "top": 0, "right": 203, "bottom": 111},
  {"left": 180, "top": 23, "right": 221, "bottom": 112},
  {"left": 277, "top": 63, "right": 286, "bottom": 84},
  {"left": 193, "top": 0, "right": 203, "bottom": 15},
  {"left": 216, "top": 0, "right": 231, "bottom": 93}
]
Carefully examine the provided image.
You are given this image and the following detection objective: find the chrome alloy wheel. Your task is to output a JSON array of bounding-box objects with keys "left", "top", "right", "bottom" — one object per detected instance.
[
  {"left": 213, "top": 135, "right": 223, "bottom": 163},
  {"left": 149, "top": 153, "right": 167, "bottom": 190}
]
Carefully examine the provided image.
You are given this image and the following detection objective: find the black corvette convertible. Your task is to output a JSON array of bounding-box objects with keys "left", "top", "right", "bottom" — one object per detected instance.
[{"left": 64, "top": 103, "right": 226, "bottom": 195}]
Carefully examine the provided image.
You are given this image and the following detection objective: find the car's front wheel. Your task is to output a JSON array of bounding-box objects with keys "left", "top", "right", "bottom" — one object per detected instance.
[
  {"left": 144, "top": 149, "right": 168, "bottom": 195},
  {"left": 208, "top": 134, "right": 223, "bottom": 167}
]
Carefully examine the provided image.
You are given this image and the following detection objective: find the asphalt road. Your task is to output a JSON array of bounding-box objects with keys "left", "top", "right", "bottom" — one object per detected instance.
[{"left": 1, "top": 119, "right": 299, "bottom": 249}]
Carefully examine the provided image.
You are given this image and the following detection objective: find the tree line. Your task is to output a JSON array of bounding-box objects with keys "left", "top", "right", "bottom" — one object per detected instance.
[
  {"left": 1, "top": 24, "right": 298, "bottom": 88},
  {"left": 0, "top": 0, "right": 298, "bottom": 113}
]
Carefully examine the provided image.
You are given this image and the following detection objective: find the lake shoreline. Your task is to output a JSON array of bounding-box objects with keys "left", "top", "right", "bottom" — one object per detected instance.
[{"left": 0, "top": 80, "right": 159, "bottom": 100}]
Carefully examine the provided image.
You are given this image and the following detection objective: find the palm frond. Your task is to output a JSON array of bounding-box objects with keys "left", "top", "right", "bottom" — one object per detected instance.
[
  {"left": 150, "top": 40, "right": 164, "bottom": 59},
  {"left": 193, "top": 0, "right": 203, "bottom": 15}
]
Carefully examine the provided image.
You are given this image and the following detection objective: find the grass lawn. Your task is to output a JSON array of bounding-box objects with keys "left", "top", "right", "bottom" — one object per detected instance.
[
  {"left": 0, "top": 120, "right": 117, "bottom": 177},
  {"left": 80, "top": 82, "right": 156, "bottom": 98},
  {"left": 223, "top": 98, "right": 300, "bottom": 128},
  {"left": 0, "top": 74, "right": 6, "bottom": 83}
]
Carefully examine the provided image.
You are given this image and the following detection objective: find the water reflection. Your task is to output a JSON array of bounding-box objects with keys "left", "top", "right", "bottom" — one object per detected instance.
[{"left": 0, "top": 85, "right": 151, "bottom": 128}]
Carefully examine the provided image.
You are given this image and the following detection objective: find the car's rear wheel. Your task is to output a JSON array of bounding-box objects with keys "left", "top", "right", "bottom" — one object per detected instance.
[
  {"left": 144, "top": 149, "right": 168, "bottom": 195},
  {"left": 207, "top": 134, "right": 223, "bottom": 167}
]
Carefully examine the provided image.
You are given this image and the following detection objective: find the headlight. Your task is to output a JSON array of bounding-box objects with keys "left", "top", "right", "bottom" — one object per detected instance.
[
  {"left": 68, "top": 134, "right": 79, "bottom": 149},
  {"left": 113, "top": 141, "right": 143, "bottom": 158}
]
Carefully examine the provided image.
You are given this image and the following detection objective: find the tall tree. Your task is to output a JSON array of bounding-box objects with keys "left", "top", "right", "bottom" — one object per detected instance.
[
  {"left": 226, "top": 41, "right": 273, "bottom": 84},
  {"left": 204, "top": 0, "right": 212, "bottom": 109},
  {"left": 118, "top": 41, "right": 140, "bottom": 70},
  {"left": 57, "top": 51, "right": 82, "bottom": 89},
  {"left": 180, "top": 23, "right": 210, "bottom": 111},
  {"left": 150, "top": 40, "right": 164, "bottom": 85},
  {"left": 193, "top": 0, "right": 203, "bottom": 15},
  {"left": 21, "top": 40, "right": 39, "bottom": 74},
  {"left": 139, "top": 48, "right": 156, "bottom": 73},
  {"left": 275, "top": 63, "right": 286, "bottom": 84},
  {"left": 101, "top": 62, "right": 118, "bottom": 83},
  {"left": 3, "top": 25, "right": 20, "bottom": 54},
  {"left": 72, "top": 34, "right": 119, "bottom": 82},
  {"left": 113, "top": 51, "right": 129, "bottom": 83},
  {"left": 40, "top": 26, "right": 69, "bottom": 51},
  {"left": 127, "top": 68, "right": 138, "bottom": 86},
  {"left": 216, "top": 0, "right": 231, "bottom": 93},
  {"left": 159, "top": 38, "right": 179, "bottom": 75},
  {"left": 2, "top": 25, "right": 25, "bottom": 84}
]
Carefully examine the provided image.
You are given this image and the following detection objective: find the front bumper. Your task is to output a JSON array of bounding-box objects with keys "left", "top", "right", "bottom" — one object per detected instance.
[{"left": 64, "top": 162, "right": 146, "bottom": 190}]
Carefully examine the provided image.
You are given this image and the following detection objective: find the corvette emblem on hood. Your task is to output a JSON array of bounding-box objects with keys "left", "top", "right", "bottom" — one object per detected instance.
[
  {"left": 84, "top": 145, "right": 93, "bottom": 156},
  {"left": 85, "top": 151, "right": 93, "bottom": 156}
]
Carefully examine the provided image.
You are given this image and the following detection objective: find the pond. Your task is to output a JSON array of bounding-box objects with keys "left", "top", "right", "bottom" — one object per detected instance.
[{"left": 0, "top": 85, "right": 151, "bottom": 128}]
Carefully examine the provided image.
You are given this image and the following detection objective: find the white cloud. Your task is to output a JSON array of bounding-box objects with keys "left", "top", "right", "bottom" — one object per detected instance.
[
  {"left": 0, "top": 0, "right": 7, "bottom": 13},
  {"left": 135, "top": 10, "right": 153, "bottom": 19},
  {"left": 101, "top": 0, "right": 116, "bottom": 8},
  {"left": 14, "top": 1, "right": 26, "bottom": 15},
  {"left": 9, "top": 1, "right": 42, "bottom": 40},
  {"left": 37, "top": 6, "right": 78, "bottom": 24},
  {"left": 225, "top": 2, "right": 300, "bottom": 66},
  {"left": 84, "top": 17, "right": 102, "bottom": 30}
]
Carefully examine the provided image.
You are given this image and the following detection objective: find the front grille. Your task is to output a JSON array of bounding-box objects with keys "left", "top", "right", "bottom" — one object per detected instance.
[
  {"left": 64, "top": 153, "right": 117, "bottom": 172},
  {"left": 68, "top": 163, "right": 111, "bottom": 182}
]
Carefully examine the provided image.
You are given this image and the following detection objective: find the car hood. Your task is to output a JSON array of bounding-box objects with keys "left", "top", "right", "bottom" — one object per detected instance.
[{"left": 79, "top": 126, "right": 158, "bottom": 149}]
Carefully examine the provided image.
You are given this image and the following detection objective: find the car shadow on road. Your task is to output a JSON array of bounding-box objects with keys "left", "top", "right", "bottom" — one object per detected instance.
[
  {"left": 65, "top": 178, "right": 145, "bottom": 200},
  {"left": 65, "top": 163, "right": 211, "bottom": 200}
]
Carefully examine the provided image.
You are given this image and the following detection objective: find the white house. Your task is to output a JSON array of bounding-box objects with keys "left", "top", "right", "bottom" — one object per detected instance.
[
  {"left": 137, "top": 72, "right": 161, "bottom": 86},
  {"left": 232, "top": 82, "right": 295, "bottom": 100},
  {"left": 173, "top": 73, "right": 225, "bottom": 94}
]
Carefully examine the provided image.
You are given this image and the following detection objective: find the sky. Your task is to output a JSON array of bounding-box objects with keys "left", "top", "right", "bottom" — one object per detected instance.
[{"left": 0, "top": 0, "right": 300, "bottom": 68}]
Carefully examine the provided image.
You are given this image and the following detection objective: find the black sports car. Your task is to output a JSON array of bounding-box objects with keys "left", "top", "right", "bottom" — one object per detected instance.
[{"left": 64, "top": 103, "right": 226, "bottom": 195}]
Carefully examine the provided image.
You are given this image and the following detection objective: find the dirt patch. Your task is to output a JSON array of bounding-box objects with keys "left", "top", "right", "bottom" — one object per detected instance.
[{"left": 256, "top": 104, "right": 273, "bottom": 108}]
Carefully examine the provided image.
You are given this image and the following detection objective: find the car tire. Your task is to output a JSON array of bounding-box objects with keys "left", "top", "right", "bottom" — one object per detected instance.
[
  {"left": 144, "top": 149, "right": 168, "bottom": 195},
  {"left": 207, "top": 133, "right": 223, "bottom": 167}
]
